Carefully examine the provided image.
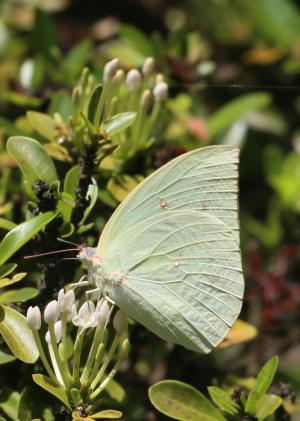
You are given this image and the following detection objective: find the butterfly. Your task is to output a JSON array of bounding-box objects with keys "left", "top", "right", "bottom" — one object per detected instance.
[{"left": 79, "top": 145, "right": 244, "bottom": 354}]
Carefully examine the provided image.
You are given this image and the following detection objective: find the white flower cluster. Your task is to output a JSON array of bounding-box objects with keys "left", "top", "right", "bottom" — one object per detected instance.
[{"left": 26, "top": 287, "right": 129, "bottom": 411}]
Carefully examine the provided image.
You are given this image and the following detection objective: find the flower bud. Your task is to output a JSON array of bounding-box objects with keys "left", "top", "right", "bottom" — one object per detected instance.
[
  {"left": 142, "top": 57, "right": 155, "bottom": 76},
  {"left": 119, "top": 338, "right": 130, "bottom": 360},
  {"left": 27, "top": 306, "right": 41, "bottom": 330},
  {"left": 113, "top": 69, "right": 125, "bottom": 84},
  {"left": 153, "top": 82, "right": 168, "bottom": 102},
  {"left": 113, "top": 310, "right": 128, "bottom": 333},
  {"left": 58, "top": 289, "right": 75, "bottom": 314},
  {"left": 44, "top": 300, "right": 60, "bottom": 324},
  {"left": 103, "top": 58, "right": 119, "bottom": 82},
  {"left": 155, "top": 73, "right": 164, "bottom": 84},
  {"left": 96, "top": 299, "right": 111, "bottom": 323},
  {"left": 140, "top": 89, "right": 152, "bottom": 111},
  {"left": 45, "top": 320, "right": 62, "bottom": 344},
  {"left": 126, "top": 69, "right": 142, "bottom": 91}
]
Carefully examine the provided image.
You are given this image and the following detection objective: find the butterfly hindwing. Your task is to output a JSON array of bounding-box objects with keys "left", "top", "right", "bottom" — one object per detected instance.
[{"left": 96, "top": 146, "right": 244, "bottom": 353}]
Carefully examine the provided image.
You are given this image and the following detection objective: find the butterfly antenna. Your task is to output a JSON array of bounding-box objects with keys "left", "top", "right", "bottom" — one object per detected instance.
[
  {"left": 24, "top": 248, "right": 81, "bottom": 259},
  {"left": 57, "top": 237, "right": 81, "bottom": 247}
]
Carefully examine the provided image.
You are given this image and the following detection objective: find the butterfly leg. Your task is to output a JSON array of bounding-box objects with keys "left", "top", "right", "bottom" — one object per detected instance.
[
  {"left": 85, "top": 287, "right": 102, "bottom": 306},
  {"left": 68, "top": 275, "right": 89, "bottom": 290}
]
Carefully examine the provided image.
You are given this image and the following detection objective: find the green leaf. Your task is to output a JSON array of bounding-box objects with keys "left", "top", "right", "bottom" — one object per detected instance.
[
  {"left": 105, "top": 379, "right": 126, "bottom": 403},
  {"left": 27, "top": 112, "right": 57, "bottom": 142},
  {"left": 0, "top": 350, "right": 16, "bottom": 365},
  {"left": 91, "top": 410, "right": 123, "bottom": 419},
  {"left": 253, "top": 356, "right": 279, "bottom": 398},
  {"left": 255, "top": 394, "right": 282, "bottom": 421},
  {"left": 0, "top": 218, "right": 16, "bottom": 231},
  {"left": 0, "top": 273, "right": 27, "bottom": 289},
  {"left": 80, "top": 182, "right": 98, "bottom": 224},
  {"left": 64, "top": 165, "right": 80, "bottom": 197},
  {"left": 0, "top": 264, "right": 17, "bottom": 279},
  {"left": 0, "top": 390, "right": 20, "bottom": 421},
  {"left": 102, "top": 112, "right": 137, "bottom": 137},
  {"left": 88, "top": 84, "right": 103, "bottom": 123},
  {"left": 0, "top": 211, "right": 59, "bottom": 266},
  {"left": 149, "top": 380, "right": 226, "bottom": 421},
  {"left": 0, "top": 305, "right": 38, "bottom": 363},
  {"left": 0, "top": 288, "right": 39, "bottom": 305},
  {"left": 208, "top": 387, "right": 240, "bottom": 416},
  {"left": 7, "top": 136, "right": 58, "bottom": 187},
  {"left": 120, "top": 24, "right": 155, "bottom": 56},
  {"left": 207, "top": 93, "right": 272, "bottom": 138},
  {"left": 32, "top": 374, "right": 71, "bottom": 410},
  {"left": 245, "top": 389, "right": 259, "bottom": 415},
  {"left": 63, "top": 40, "right": 92, "bottom": 83}
]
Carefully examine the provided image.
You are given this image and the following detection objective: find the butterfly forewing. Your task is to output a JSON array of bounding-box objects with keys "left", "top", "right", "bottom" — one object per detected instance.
[{"left": 97, "top": 146, "right": 244, "bottom": 353}]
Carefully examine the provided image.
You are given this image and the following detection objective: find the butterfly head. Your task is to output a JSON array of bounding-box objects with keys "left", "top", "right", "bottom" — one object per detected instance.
[{"left": 77, "top": 246, "right": 100, "bottom": 268}]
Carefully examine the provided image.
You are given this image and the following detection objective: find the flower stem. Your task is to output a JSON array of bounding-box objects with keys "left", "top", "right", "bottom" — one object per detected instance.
[
  {"left": 89, "top": 358, "right": 122, "bottom": 400},
  {"left": 32, "top": 330, "right": 56, "bottom": 380},
  {"left": 72, "top": 328, "right": 85, "bottom": 388},
  {"left": 49, "top": 323, "right": 71, "bottom": 390},
  {"left": 90, "top": 334, "right": 120, "bottom": 390}
]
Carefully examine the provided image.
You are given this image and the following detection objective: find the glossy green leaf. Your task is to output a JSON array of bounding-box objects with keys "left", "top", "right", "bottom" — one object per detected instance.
[
  {"left": 0, "top": 288, "right": 39, "bottom": 305},
  {"left": 91, "top": 410, "right": 123, "bottom": 419},
  {"left": 0, "top": 218, "right": 16, "bottom": 231},
  {"left": 102, "top": 112, "right": 137, "bottom": 137},
  {"left": 0, "top": 211, "right": 59, "bottom": 266},
  {"left": 88, "top": 84, "right": 103, "bottom": 123},
  {"left": 0, "top": 264, "right": 17, "bottom": 279},
  {"left": 208, "top": 387, "right": 240, "bottom": 416},
  {"left": 0, "top": 305, "right": 38, "bottom": 363},
  {"left": 0, "top": 273, "right": 27, "bottom": 289},
  {"left": 27, "top": 111, "right": 57, "bottom": 142},
  {"left": 207, "top": 93, "right": 272, "bottom": 138},
  {"left": 0, "top": 390, "right": 20, "bottom": 421},
  {"left": 32, "top": 374, "right": 71, "bottom": 410},
  {"left": 253, "top": 356, "right": 279, "bottom": 398},
  {"left": 0, "top": 350, "right": 16, "bottom": 365},
  {"left": 7, "top": 136, "right": 58, "bottom": 187},
  {"left": 255, "top": 394, "right": 282, "bottom": 421},
  {"left": 149, "top": 381, "right": 226, "bottom": 421}
]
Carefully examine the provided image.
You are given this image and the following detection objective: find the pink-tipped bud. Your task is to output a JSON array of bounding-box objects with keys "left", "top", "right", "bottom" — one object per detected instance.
[
  {"left": 44, "top": 300, "right": 60, "bottom": 324},
  {"left": 27, "top": 306, "right": 41, "bottom": 330}
]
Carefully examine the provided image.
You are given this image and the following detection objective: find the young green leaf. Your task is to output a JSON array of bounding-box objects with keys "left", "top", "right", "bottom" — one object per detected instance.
[
  {"left": 91, "top": 410, "right": 123, "bottom": 419},
  {"left": 0, "top": 211, "right": 59, "bottom": 266},
  {"left": 0, "top": 389, "right": 20, "bottom": 421},
  {"left": 0, "top": 273, "right": 27, "bottom": 289},
  {"left": 64, "top": 165, "right": 80, "bottom": 197},
  {"left": 149, "top": 380, "right": 226, "bottom": 421},
  {"left": 253, "top": 356, "right": 279, "bottom": 397},
  {"left": 80, "top": 182, "right": 98, "bottom": 224},
  {"left": 0, "top": 350, "right": 16, "bottom": 365},
  {"left": 255, "top": 394, "right": 282, "bottom": 421},
  {"left": 27, "top": 111, "right": 57, "bottom": 142},
  {"left": 0, "top": 218, "right": 16, "bottom": 231},
  {"left": 32, "top": 374, "right": 71, "bottom": 410},
  {"left": 88, "top": 84, "right": 103, "bottom": 123},
  {"left": 0, "top": 305, "right": 38, "bottom": 363},
  {"left": 7, "top": 136, "right": 58, "bottom": 186},
  {"left": 102, "top": 112, "right": 137, "bottom": 137},
  {"left": 104, "top": 379, "right": 126, "bottom": 403},
  {"left": 0, "top": 287, "right": 39, "bottom": 305},
  {"left": 208, "top": 387, "right": 240, "bottom": 416},
  {"left": 0, "top": 264, "right": 17, "bottom": 279},
  {"left": 245, "top": 390, "right": 260, "bottom": 415}
]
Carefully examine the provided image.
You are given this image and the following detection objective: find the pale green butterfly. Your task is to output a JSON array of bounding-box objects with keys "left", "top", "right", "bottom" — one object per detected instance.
[{"left": 79, "top": 145, "right": 244, "bottom": 354}]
